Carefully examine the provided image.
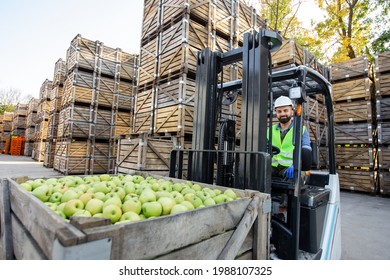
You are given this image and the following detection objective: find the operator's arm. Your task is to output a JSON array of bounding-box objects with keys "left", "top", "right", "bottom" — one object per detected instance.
[{"left": 301, "top": 128, "right": 312, "bottom": 171}]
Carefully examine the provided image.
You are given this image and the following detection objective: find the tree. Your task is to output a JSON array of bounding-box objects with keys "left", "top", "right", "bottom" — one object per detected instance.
[
  {"left": 299, "top": 0, "right": 389, "bottom": 63},
  {"left": 259, "top": 0, "right": 305, "bottom": 38},
  {"left": 0, "top": 87, "right": 23, "bottom": 114}
]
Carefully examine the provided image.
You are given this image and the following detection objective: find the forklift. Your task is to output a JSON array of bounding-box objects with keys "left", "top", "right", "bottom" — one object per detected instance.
[{"left": 169, "top": 29, "right": 341, "bottom": 260}]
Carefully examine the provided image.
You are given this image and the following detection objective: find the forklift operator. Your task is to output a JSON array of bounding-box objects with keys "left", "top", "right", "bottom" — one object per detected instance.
[{"left": 269, "top": 96, "right": 312, "bottom": 179}]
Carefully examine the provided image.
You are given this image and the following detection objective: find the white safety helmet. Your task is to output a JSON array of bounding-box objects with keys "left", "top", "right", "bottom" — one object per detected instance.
[{"left": 274, "top": 96, "right": 293, "bottom": 109}]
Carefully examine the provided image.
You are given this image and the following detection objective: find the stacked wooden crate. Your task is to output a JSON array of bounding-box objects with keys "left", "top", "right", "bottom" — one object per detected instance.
[
  {"left": 44, "top": 59, "right": 66, "bottom": 168},
  {"left": 11, "top": 104, "right": 28, "bottom": 138},
  {"left": 53, "top": 34, "right": 136, "bottom": 175},
  {"left": 329, "top": 56, "right": 376, "bottom": 194},
  {"left": 33, "top": 79, "right": 52, "bottom": 161},
  {"left": 119, "top": 0, "right": 265, "bottom": 175},
  {"left": 0, "top": 115, "right": 3, "bottom": 151},
  {"left": 0, "top": 112, "right": 13, "bottom": 153},
  {"left": 24, "top": 98, "right": 39, "bottom": 156},
  {"left": 375, "top": 51, "right": 390, "bottom": 196}
]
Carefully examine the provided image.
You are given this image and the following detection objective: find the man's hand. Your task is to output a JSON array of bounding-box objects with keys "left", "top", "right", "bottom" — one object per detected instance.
[{"left": 284, "top": 165, "right": 294, "bottom": 179}]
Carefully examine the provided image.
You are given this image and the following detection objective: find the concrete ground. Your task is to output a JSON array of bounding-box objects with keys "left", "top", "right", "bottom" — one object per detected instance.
[{"left": 1, "top": 154, "right": 389, "bottom": 259}]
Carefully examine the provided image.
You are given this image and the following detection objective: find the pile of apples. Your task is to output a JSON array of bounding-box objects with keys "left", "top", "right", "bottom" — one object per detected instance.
[{"left": 20, "top": 174, "right": 240, "bottom": 224}]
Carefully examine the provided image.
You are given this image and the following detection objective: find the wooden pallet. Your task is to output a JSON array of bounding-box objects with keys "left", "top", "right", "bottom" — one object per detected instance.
[
  {"left": 375, "top": 51, "right": 390, "bottom": 74},
  {"left": 329, "top": 56, "right": 368, "bottom": 81}
]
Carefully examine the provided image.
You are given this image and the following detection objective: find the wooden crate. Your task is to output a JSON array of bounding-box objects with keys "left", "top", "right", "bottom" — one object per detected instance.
[
  {"left": 54, "top": 139, "right": 115, "bottom": 175},
  {"left": 236, "top": 1, "right": 266, "bottom": 44},
  {"left": 47, "top": 112, "right": 59, "bottom": 140},
  {"left": 332, "top": 77, "right": 372, "bottom": 102},
  {"left": 26, "top": 112, "right": 38, "bottom": 128},
  {"left": 24, "top": 127, "right": 35, "bottom": 142},
  {"left": 99, "top": 44, "right": 120, "bottom": 77},
  {"left": 2, "top": 119, "right": 12, "bottom": 132},
  {"left": 118, "top": 52, "right": 137, "bottom": 82},
  {"left": 333, "top": 99, "right": 372, "bottom": 124},
  {"left": 12, "top": 115, "right": 26, "bottom": 130},
  {"left": 2, "top": 112, "right": 13, "bottom": 122},
  {"left": 141, "top": 0, "right": 161, "bottom": 44},
  {"left": 39, "top": 79, "right": 53, "bottom": 101},
  {"left": 378, "top": 170, "right": 390, "bottom": 196},
  {"left": 334, "top": 123, "right": 373, "bottom": 144},
  {"left": 377, "top": 145, "right": 390, "bottom": 170},
  {"left": 329, "top": 56, "right": 368, "bottom": 81},
  {"left": 376, "top": 71, "right": 390, "bottom": 97},
  {"left": 376, "top": 96, "right": 390, "bottom": 121},
  {"left": 335, "top": 145, "right": 374, "bottom": 169},
  {"left": 338, "top": 169, "right": 376, "bottom": 194},
  {"left": 114, "top": 111, "right": 131, "bottom": 137},
  {"left": 34, "top": 120, "right": 48, "bottom": 141},
  {"left": 377, "top": 122, "right": 390, "bottom": 145},
  {"left": 66, "top": 34, "right": 99, "bottom": 73},
  {"left": 27, "top": 98, "right": 39, "bottom": 114},
  {"left": 0, "top": 173, "right": 270, "bottom": 260},
  {"left": 375, "top": 51, "right": 390, "bottom": 74},
  {"left": 305, "top": 120, "right": 328, "bottom": 146},
  {"left": 23, "top": 141, "right": 34, "bottom": 157},
  {"left": 304, "top": 96, "right": 326, "bottom": 123},
  {"left": 52, "top": 58, "right": 66, "bottom": 86},
  {"left": 32, "top": 140, "right": 45, "bottom": 162},
  {"left": 61, "top": 69, "right": 96, "bottom": 107},
  {"left": 37, "top": 100, "right": 50, "bottom": 122},
  {"left": 43, "top": 140, "right": 56, "bottom": 168},
  {"left": 14, "top": 104, "right": 28, "bottom": 117},
  {"left": 57, "top": 105, "right": 113, "bottom": 140},
  {"left": 271, "top": 39, "right": 305, "bottom": 68},
  {"left": 116, "top": 134, "right": 175, "bottom": 175}
]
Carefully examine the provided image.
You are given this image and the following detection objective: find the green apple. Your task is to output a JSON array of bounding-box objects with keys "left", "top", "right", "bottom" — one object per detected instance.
[
  {"left": 32, "top": 185, "right": 51, "bottom": 202},
  {"left": 122, "top": 174, "right": 134, "bottom": 182},
  {"left": 192, "top": 184, "right": 202, "bottom": 191},
  {"left": 214, "top": 194, "right": 229, "bottom": 204},
  {"left": 181, "top": 187, "right": 196, "bottom": 196},
  {"left": 170, "top": 204, "right": 188, "bottom": 214},
  {"left": 188, "top": 196, "right": 203, "bottom": 208},
  {"left": 213, "top": 189, "right": 222, "bottom": 196},
  {"left": 132, "top": 175, "right": 145, "bottom": 184},
  {"left": 104, "top": 192, "right": 121, "bottom": 202},
  {"left": 63, "top": 199, "right": 84, "bottom": 218},
  {"left": 99, "top": 174, "right": 111, "bottom": 182},
  {"left": 139, "top": 189, "right": 156, "bottom": 203},
  {"left": 57, "top": 202, "right": 66, "bottom": 212},
  {"left": 111, "top": 187, "right": 126, "bottom": 201},
  {"left": 49, "top": 192, "right": 63, "bottom": 203},
  {"left": 224, "top": 189, "right": 237, "bottom": 199},
  {"left": 106, "top": 180, "right": 119, "bottom": 190},
  {"left": 139, "top": 214, "right": 146, "bottom": 220},
  {"left": 172, "top": 183, "right": 183, "bottom": 192},
  {"left": 93, "top": 191, "right": 106, "bottom": 201},
  {"left": 102, "top": 204, "right": 122, "bottom": 223},
  {"left": 180, "top": 201, "right": 195, "bottom": 210},
  {"left": 75, "top": 183, "right": 90, "bottom": 193},
  {"left": 158, "top": 196, "right": 176, "bottom": 215},
  {"left": 204, "top": 197, "right": 216, "bottom": 206},
  {"left": 93, "top": 213, "right": 104, "bottom": 218},
  {"left": 151, "top": 182, "right": 160, "bottom": 191},
  {"left": 103, "top": 197, "right": 122, "bottom": 208},
  {"left": 171, "top": 191, "right": 184, "bottom": 204},
  {"left": 203, "top": 188, "right": 216, "bottom": 198},
  {"left": 73, "top": 209, "right": 92, "bottom": 217},
  {"left": 155, "top": 191, "right": 173, "bottom": 200},
  {"left": 31, "top": 178, "right": 46, "bottom": 190},
  {"left": 92, "top": 181, "right": 110, "bottom": 194},
  {"left": 55, "top": 210, "right": 67, "bottom": 219},
  {"left": 195, "top": 190, "right": 211, "bottom": 202},
  {"left": 122, "top": 198, "right": 142, "bottom": 214},
  {"left": 124, "top": 193, "right": 138, "bottom": 201},
  {"left": 20, "top": 182, "right": 32, "bottom": 192},
  {"left": 123, "top": 181, "right": 136, "bottom": 194},
  {"left": 53, "top": 183, "right": 69, "bottom": 194},
  {"left": 142, "top": 201, "right": 162, "bottom": 218},
  {"left": 79, "top": 192, "right": 94, "bottom": 206},
  {"left": 44, "top": 202, "right": 57, "bottom": 211},
  {"left": 158, "top": 183, "right": 172, "bottom": 192},
  {"left": 45, "top": 178, "right": 58, "bottom": 185},
  {"left": 85, "top": 198, "right": 104, "bottom": 215},
  {"left": 64, "top": 179, "right": 77, "bottom": 188},
  {"left": 61, "top": 189, "right": 80, "bottom": 203},
  {"left": 119, "top": 211, "right": 140, "bottom": 222}
]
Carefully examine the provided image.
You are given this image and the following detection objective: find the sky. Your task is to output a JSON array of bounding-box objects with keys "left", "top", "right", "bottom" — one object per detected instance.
[{"left": 0, "top": 0, "right": 321, "bottom": 100}]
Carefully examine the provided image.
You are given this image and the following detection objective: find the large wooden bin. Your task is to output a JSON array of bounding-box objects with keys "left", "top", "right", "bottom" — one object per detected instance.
[{"left": 0, "top": 173, "right": 270, "bottom": 260}]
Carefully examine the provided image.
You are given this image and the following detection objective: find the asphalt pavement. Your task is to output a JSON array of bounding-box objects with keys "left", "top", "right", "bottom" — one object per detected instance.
[{"left": 1, "top": 154, "right": 389, "bottom": 259}]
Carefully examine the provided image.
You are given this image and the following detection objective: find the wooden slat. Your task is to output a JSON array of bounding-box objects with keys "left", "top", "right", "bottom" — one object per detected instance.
[
  {"left": 334, "top": 123, "right": 372, "bottom": 144},
  {"left": 378, "top": 146, "right": 390, "bottom": 170},
  {"left": 379, "top": 170, "right": 390, "bottom": 196},
  {"left": 378, "top": 122, "right": 390, "bottom": 145},
  {"left": 375, "top": 51, "right": 390, "bottom": 74},
  {"left": 376, "top": 72, "right": 390, "bottom": 97},
  {"left": 335, "top": 145, "right": 374, "bottom": 168},
  {"left": 376, "top": 97, "right": 390, "bottom": 121},
  {"left": 271, "top": 39, "right": 305, "bottom": 68},
  {"left": 329, "top": 56, "right": 369, "bottom": 81},
  {"left": 333, "top": 99, "right": 372, "bottom": 123},
  {"left": 338, "top": 169, "right": 376, "bottom": 194},
  {"left": 332, "top": 77, "right": 371, "bottom": 102}
]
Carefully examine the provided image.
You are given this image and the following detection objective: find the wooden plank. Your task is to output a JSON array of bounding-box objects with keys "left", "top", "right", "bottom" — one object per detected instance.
[
  {"left": 377, "top": 97, "right": 390, "bottom": 121},
  {"left": 376, "top": 72, "right": 390, "bottom": 98},
  {"left": 378, "top": 122, "right": 390, "bottom": 145},
  {"left": 379, "top": 170, "right": 390, "bottom": 196},
  {"left": 334, "top": 123, "right": 372, "bottom": 144},
  {"left": 0, "top": 179, "right": 14, "bottom": 259},
  {"left": 378, "top": 146, "right": 390, "bottom": 170},
  {"left": 335, "top": 145, "right": 374, "bottom": 168}
]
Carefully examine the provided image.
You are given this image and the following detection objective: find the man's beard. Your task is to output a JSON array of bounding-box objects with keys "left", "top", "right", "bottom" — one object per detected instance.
[{"left": 278, "top": 115, "right": 292, "bottom": 124}]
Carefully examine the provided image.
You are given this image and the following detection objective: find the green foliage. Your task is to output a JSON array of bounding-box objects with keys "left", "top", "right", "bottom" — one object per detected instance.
[
  {"left": 372, "top": 30, "right": 390, "bottom": 54},
  {"left": 0, "top": 103, "right": 15, "bottom": 115}
]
